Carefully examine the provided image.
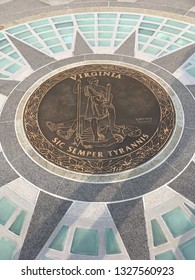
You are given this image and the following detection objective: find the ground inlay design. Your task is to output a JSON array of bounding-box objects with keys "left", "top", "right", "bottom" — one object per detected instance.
[{"left": 23, "top": 64, "right": 176, "bottom": 174}]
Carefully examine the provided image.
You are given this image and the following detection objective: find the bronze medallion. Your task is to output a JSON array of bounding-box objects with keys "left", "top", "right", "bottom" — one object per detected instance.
[{"left": 23, "top": 64, "right": 176, "bottom": 174}]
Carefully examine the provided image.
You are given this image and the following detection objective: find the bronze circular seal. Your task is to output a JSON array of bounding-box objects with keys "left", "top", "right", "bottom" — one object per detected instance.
[{"left": 23, "top": 64, "right": 175, "bottom": 174}]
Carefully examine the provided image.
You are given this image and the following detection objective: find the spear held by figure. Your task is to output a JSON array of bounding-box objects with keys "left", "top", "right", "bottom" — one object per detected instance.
[{"left": 73, "top": 79, "right": 82, "bottom": 145}]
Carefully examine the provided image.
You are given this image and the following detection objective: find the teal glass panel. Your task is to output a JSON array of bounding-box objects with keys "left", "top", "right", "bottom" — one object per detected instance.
[
  {"left": 179, "top": 237, "right": 195, "bottom": 260},
  {"left": 138, "top": 35, "right": 149, "bottom": 43},
  {"left": 15, "top": 31, "right": 32, "bottom": 39},
  {"left": 183, "top": 62, "right": 192, "bottom": 69},
  {"left": 0, "top": 238, "right": 16, "bottom": 260},
  {"left": 140, "top": 22, "right": 159, "bottom": 29},
  {"left": 70, "top": 228, "right": 98, "bottom": 256},
  {"left": 7, "top": 25, "right": 27, "bottom": 34},
  {"left": 33, "top": 42, "right": 44, "bottom": 49},
  {"left": 151, "top": 219, "right": 167, "bottom": 247},
  {"left": 138, "top": 44, "right": 144, "bottom": 50},
  {"left": 166, "top": 20, "right": 187, "bottom": 29},
  {"left": 182, "top": 32, "right": 195, "bottom": 41},
  {"left": 119, "top": 20, "right": 137, "bottom": 26},
  {"left": 77, "top": 20, "right": 95, "bottom": 25},
  {"left": 49, "top": 225, "right": 69, "bottom": 251},
  {"left": 156, "top": 32, "right": 174, "bottom": 41},
  {"left": 59, "top": 28, "right": 74, "bottom": 35},
  {"left": 0, "top": 39, "right": 9, "bottom": 47},
  {"left": 167, "top": 45, "right": 179, "bottom": 51},
  {"left": 117, "top": 26, "right": 133, "bottom": 33},
  {"left": 175, "top": 38, "right": 190, "bottom": 46},
  {"left": 52, "top": 16, "right": 71, "bottom": 23},
  {"left": 161, "top": 26, "right": 180, "bottom": 35},
  {"left": 144, "top": 46, "right": 161, "bottom": 55},
  {"left": 114, "top": 40, "right": 121, "bottom": 47},
  {"left": 39, "top": 31, "right": 56, "bottom": 39},
  {"left": 0, "top": 45, "right": 13, "bottom": 54},
  {"left": 98, "top": 33, "right": 112, "bottom": 39},
  {"left": 44, "top": 38, "right": 61, "bottom": 46},
  {"left": 0, "top": 197, "right": 17, "bottom": 225},
  {"left": 120, "top": 14, "right": 140, "bottom": 20},
  {"left": 189, "top": 26, "right": 195, "bottom": 33},
  {"left": 55, "top": 22, "right": 73, "bottom": 29},
  {"left": 0, "top": 58, "right": 11, "bottom": 68},
  {"left": 105, "top": 228, "right": 121, "bottom": 255},
  {"left": 29, "top": 19, "right": 49, "bottom": 28},
  {"left": 186, "top": 67, "right": 195, "bottom": 78},
  {"left": 155, "top": 250, "right": 177, "bottom": 260},
  {"left": 78, "top": 26, "right": 95, "bottom": 32},
  {"left": 75, "top": 14, "right": 94, "bottom": 19},
  {"left": 0, "top": 33, "right": 4, "bottom": 39},
  {"left": 98, "top": 40, "right": 111, "bottom": 47},
  {"left": 139, "top": 29, "right": 155, "bottom": 36},
  {"left": 43, "top": 256, "right": 54, "bottom": 260},
  {"left": 143, "top": 16, "right": 163, "bottom": 23},
  {"left": 50, "top": 45, "right": 64, "bottom": 53},
  {"left": 5, "top": 63, "right": 21, "bottom": 73},
  {"left": 83, "top": 33, "right": 95, "bottom": 39},
  {"left": 98, "top": 13, "right": 117, "bottom": 19},
  {"left": 9, "top": 210, "right": 27, "bottom": 235},
  {"left": 0, "top": 73, "right": 9, "bottom": 78},
  {"left": 66, "top": 43, "right": 72, "bottom": 50},
  {"left": 151, "top": 39, "right": 167, "bottom": 47},
  {"left": 34, "top": 26, "right": 53, "bottom": 33},
  {"left": 190, "top": 56, "right": 195, "bottom": 63},
  {"left": 98, "top": 26, "right": 114, "bottom": 32},
  {"left": 9, "top": 52, "right": 20, "bottom": 59},
  {"left": 162, "top": 207, "right": 195, "bottom": 238},
  {"left": 98, "top": 19, "right": 115, "bottom": 25},
  {"left": 63, "top": 36, "right": 73, "bottom": 42},
  {"left": 23, "top": 36, "right": 38, "bottom": 43},
  {"left": 184, "top": 203, "right": 195, "bottom": 215},
  {"left": 116, "top": 33, "right": 128, "bottom": 40}
]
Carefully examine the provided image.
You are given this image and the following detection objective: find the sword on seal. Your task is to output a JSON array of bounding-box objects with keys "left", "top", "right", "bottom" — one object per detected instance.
[{"left": 73, "top": 79, "right": 82, "bottom": 145}]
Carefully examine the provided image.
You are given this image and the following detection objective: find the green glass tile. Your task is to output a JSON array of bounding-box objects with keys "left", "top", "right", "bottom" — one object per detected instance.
[
  {"left": 79, "top": 26, "right": 95, "bottom": 32},
  {"left": 167, "top": 44, "right": 179, "bottom": 51},
  {"left": 34, "top": 25, "right": 53, "bottom": 33},
  {"left": 155, "top": 250, "right": 177, "bottom": 260},
  {"left": 49, "top": 45, "right": 64, "bottom": 53},
  {"left": 98, "top": 40, "right": 111, "bottom": 47},
  {"left": 189, "top": 26, "right": 195, "bottom": 33},
  {"left": 63, "top": 36, "right": 73, "bottom": 42},
  {"left": 98, "top": 32, "right": 112, "bottom": 39},
  {"left": 43, "top": 256, "right": 54, "bottom": 260},
  {"left": 151, "top": 39, "right": 167, "bottom": 47},
  {"left": 98, "top": 26, "right": 114, "bottom": 32},
  {"left": 0, "top": 39, "right": 9, "bottom": 48},
  {"left": 139, "top": 29, "right": 155, "bottom": 36},
  {"left": 116, "top": 33, "right": 128, "bottom": 40},
  {"left": 114, "top": 40, "right": 121, "bottom": 47},
  {"left": 75, "top": 14, "right": 94, "bottom": 19},
  {"left": 151, "top": 219, "right": 167, "bottom": 247},
  {"left": 156, "top": 32, "right": 174, "bottom": 41},
  {"left": 55, "top": 22, "right": 74, "bottom": 29},
  {"left": 162, "top": 207, "right": 195, "bottom": 238},
  {"left": 119, "top": 20, "right": 137, "bottom": 26},
  {"left": 49, "top": 225, "right": 69, "bottom": 251},
  {"left": 98, "top": 13, "right": 117, "bottom": 19},
  {"left": 182, "top": 32, "right": 195, "bottom": 41},
  {"left": 0, "top": 45, "right": 13, "bottom": 54},
  {"left": 77, "top": 20, "right": 95, "bottom": 25},
  {"left": 9, "top": 52, "right": 20, "bottom": 59},
  {"left": 183, "top": 62, "right": 192, "bottom": 69},
  {"left": 184, "top": 203, "right": 195, "bottom": 216},
  {"left": 140, "top": 22, "right": 159, "bottom": 29},
  {"left": 52, "top": 16, "right": 71, "bottom": 23},
  {"left": 7, "top": 25, "right": 27, "bottom": 34},
  {"left": 0, "top": 73, "right": 9, "bottom": 78},
  {"left": 143, "top": 16, "right": 163, "bottom": 23},
  {"left": 39, "top": 31, "right": 56, "bottom": 39},
  {"left": 23, "top": 36, "right": 38, "bottom": 43},
  {"left": 44, "top": 38, "right": 61, "bottom": 46},
  {"left": 138, "top": 35, "right": 149, "bottom": 43},
  {"left": 70, "top": 228, "right": 98, "bottom": 256},
  {"left": 166, "top": 20, "right": 187, "bottom": 29},
  {"left": 138, "top": 44, "right": 144, "bottom": 50},
  {"left": 144, "top": 46, "right": 161, "bottom": 55},
  {"left": 15, "top": 31, "right": 32, "bottom": 39},
  {"left": 0, "top": 197, "right": 17, "bottom": 225},
  {"left": 98, "top": 19, "right": 115, "bottom": 25},
  {"left": 105, "top": 228, "right": 121, "bottom": 255},
  {"left": 0, "top": 238, "right": 16, "bottom": 260},
  {"left": 117, "top": 26, "right": 133, "bottom": 33},
  {"left": 83, "top": 33, "right": 95, "bottom": 39},
  {"left": 9, "top": 210, "right": 27, "bottom": 236},
  {"left": 5, "top": 63, "right": 21, "bottom": 73},
  {"left": 33, "top": 42, "right": 44, "bottom": 49},
  {"left": 29, "top": 19, "right": 49, "bottom": 28},
  {"left": 175, "top": 38, "right": 190, "bottom": 46},
  {"left": 186, "top": 66, "right": 195, "bottom": 78},
  {"left": 66, "top": 43, "right": 72, "bottom": 50},
  {"left": 120, "top": 14, "right": 140, "bottom": 20},
  {"left": 59, "top": 28, "right": 74, "bottom": 35},
  {"left": 161, "top": 26, "right": 180, "bottom": 35},
  {"left": 179, "top": 237, "right": 195, "bottom": 260},
  {"left": 190, "top": 56, "right": 195, "bottom": 63},
  {"left": 0, "top": 33, "right": 4, "bottom": 39},
  {"left": 0, "top": 58, "right": 11, "bottom": 68}
]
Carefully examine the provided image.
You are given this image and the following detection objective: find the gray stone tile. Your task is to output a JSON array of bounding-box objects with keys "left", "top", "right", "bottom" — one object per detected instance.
[
  {"left": 67, "top": 1, "right": 108, "bottom": 8},
  {"left": 136, "top": 0, "right": 195, "bottom": 10},
  {"left": 12, "top": 153, "right": 63, "bottom": 194},
  {"left": 0, "top": 80, "right": 19, "bottom": 97},
  {"left": 7, "top": 35, "right": 55, "bottom": 71},
  {"left": 48, "top": 56, "right": 85, "bottom": 70},
  {"left": 19, "top": 191, "right": 72, "bottom": 259},
  {"left": 177, "top": 92, "right": 195, "bottom": 130},
  {"left": 73, "top": 32, "right": 93, "bottom": 56},
  {"left": 0, "top": 121, "right": 24, "bottom": 162},
  {"left": 0, "top": 152, "right": 19, "bottom": 187},
  {"left": 115, "top": 31, "right": 136, "bottom": 57},
  {"left": 107, "top": 198, "right": 149, "bottom": 260},
  {"left": 186, "top": 11, "right": 195, "bottom": 18},
  {"left": 186, "top": 85, "right": 195, "bottom": 98},
  {"left": 84, "top": 53, "right": 123, "bottom": 62},
  {"left": 169, "top": 162, "right": 195, "bottom": 204}
]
